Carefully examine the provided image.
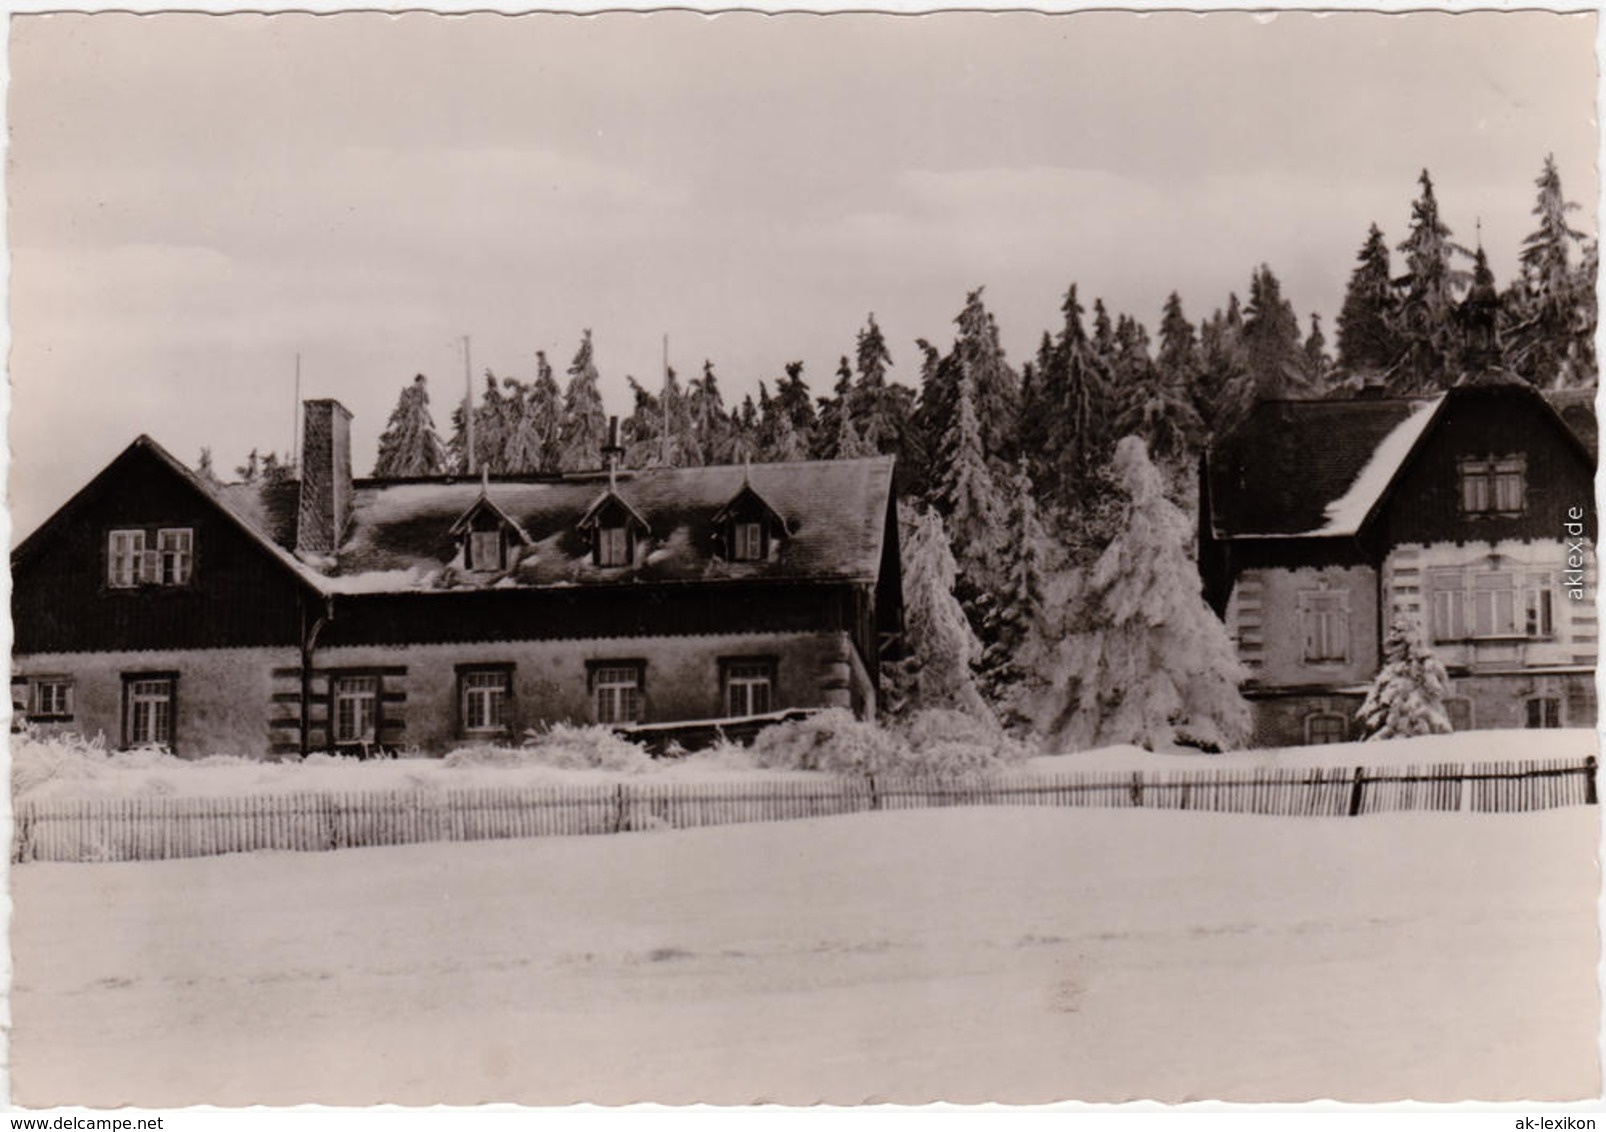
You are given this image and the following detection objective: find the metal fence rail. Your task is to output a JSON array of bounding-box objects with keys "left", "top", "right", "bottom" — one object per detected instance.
[{"left": 11, "top": 756, "right": 1596, "bottom": 864}]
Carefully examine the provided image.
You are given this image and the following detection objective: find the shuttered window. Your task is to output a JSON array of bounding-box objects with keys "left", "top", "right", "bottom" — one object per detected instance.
[
  {"left": 108, "top": 530, "right": 145, "bottom": 588},
  {"left": 467, "top": 530, "right": 503, "bottom": 572},
  {"left": 732, "top": 521, "right": 765, "bottom": 562},
  {"left": 1299, "top": 591, "right": 1349, "bottom": 663},
  {"left": 1432, "top": 569, "right": 1541, "bottom": 641},
  {"left": 1460, "top": 455, "right": 1526, "bottom": 516},
  {"left": 597, "top": 526, "right": 629, "bottom": 567},
  {"left": 1471, "top": 572, "right": 1519, "bottom": 638},
  {"left": 1429, "top": 572, "right": 1465, "bottom": 643},
  {"left": 109, "top": 528, "right": 193, "bottom": 587},
  {"left": 158, "top": 528, "right": 193, "bottom": 585},
  {"left": 1525, "top": 574, "right": 1555, "bottom": 638}
]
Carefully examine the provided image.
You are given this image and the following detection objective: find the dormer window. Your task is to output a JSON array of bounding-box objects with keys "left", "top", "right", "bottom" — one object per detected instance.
[
  {"left": 714, "top": 482, "right": 786, "bottom": 564},
  {"left": 578, "top": 488, "right": 650, "bottom": 570},
  {"left": 467, "top": 529, "right": 503, "bottom": 573},
  {"left": 598, "top": 525, "right": 630, "bottom": 568},
  {"left": 733, "top": 521, "right": 765, "bottom": 562},
  {"left": 449, "top": 492, "right": 528, "bottom": 575}
]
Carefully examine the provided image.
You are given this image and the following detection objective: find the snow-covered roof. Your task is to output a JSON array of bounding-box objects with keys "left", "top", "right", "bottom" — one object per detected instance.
[
  {"left": 1206, "top": 394, "right": 1445, "bottom": 540},
  {"left": 1207, "top": 384, "right": 1598, "bottom": 543},
  {"left": 1301, "top": 395, "right": 1443, "bottom": 537},
  {"left": 222, "top": 457, "right": 896, "bottom": 595}
]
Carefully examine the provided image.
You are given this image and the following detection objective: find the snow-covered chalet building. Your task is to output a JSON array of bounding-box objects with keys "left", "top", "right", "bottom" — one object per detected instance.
[
  {"left": 1199, "top": 381, "right": 1596, "bottom": 746},
  {"left": 11, "top": 399, "right": 904, "bottom": 758}
]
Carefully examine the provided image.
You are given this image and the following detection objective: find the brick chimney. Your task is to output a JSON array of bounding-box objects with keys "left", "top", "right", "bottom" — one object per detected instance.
[{"left": 296, "top": 399, "right": 354, "bottom": 556}]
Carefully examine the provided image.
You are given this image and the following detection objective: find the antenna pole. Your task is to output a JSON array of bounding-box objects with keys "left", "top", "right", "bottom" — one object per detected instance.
[
  {"left": 464, "top": 334, "right": 476, "bottom": 476},
  {"left": 661, "top": 333, "right": 670, "bottom": 466},
  {"left": 292, "top": 352, "right": 301, "bottom": 469}
]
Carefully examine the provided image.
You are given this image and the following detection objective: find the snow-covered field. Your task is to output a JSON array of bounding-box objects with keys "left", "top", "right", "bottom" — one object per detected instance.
[{"left": 10, "top": 804, "right": 1598, "bottom": 1107}]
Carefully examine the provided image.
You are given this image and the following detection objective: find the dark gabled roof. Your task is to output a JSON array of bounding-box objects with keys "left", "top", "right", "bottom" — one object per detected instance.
[
  {"left": 15, "top": 434, "right": 896, "bottom": 598},
  {"left": 1206, "top": 395, "right": 1441, "bottom": 539},
  {"left": 13, "top": 435, "right": 329, "bottom": 596},
  {"left": 314, "top": 457, "right": 895, "bottom": 593},
  {"left": 1206, "top": 382, "right": 1597, "bottom": 542}
]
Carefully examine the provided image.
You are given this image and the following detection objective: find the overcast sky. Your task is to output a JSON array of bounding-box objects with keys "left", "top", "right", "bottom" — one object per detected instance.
[{"left": 7, "top": 9, "right": 1598, "bottom": 541}]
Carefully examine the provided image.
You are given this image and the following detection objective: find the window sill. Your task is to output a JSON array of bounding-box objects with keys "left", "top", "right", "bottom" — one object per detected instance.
[{"left": 1434, "top": 636, "right": 1555, "bottom": 648}]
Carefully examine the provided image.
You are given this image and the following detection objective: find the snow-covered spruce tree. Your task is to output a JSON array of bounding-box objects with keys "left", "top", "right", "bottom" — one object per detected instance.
[
  {"left": 1037, "top": 436, "right": 1249, "bottom": 753},
  {"left": 1193, "top": 298, "right": 1249, "bottom": 439},
  {"left": 851, "top": 313, "right": 900, "bottom": 453},
  {"left": 1031, "top": 284, "right": 1109, "bottom": 513},
  {"left": 1391, "top": 169, "right": 1473, "bottom": 392},
  {"left": 196, "top": 448, "right": 220, "bottom": 488},
  {"left": 530, "top": 351, "right": 564, "bottom": 473},
  {"left": 1238, "top": 263, "right": 1306, "bottom": 404},
  {"left": 934, "top": 368, "right": 1002, "bottom": 580},
  {"left": 687, "top": 360, "right": 735, "bottom": 466},
  {"left": 1356, "top": 612, "right": 1452, "bottom": 741},
  {"left": 980, "top": 459, "right": 1054, "bottom": 728},
  {"left": 884, "top": 506, "right": 991, "bottom": 723},
  {"left": 1301, "top": 312, "right": 1333, "bottom": 391},
  {"left": 1336, "top": 223, "right": 1402, "bottom": 378},
  {"left": 558, "top": 329, "right": 609, "bottom": 472},
  {"left": 1506, "top": 155, "right": 1595, "bottom": 389}
]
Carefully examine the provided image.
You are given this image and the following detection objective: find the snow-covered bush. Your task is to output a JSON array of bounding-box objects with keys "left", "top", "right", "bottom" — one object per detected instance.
[
  {"left": 9, "top": 729, "right": 256, "bottom": 799},
  {"left": 12, "top": 728, "right": 112, "bottom": 798},
  {"left": 1357, "top": 612, "right": 1452, "bottom": 740},
  {"left": 445, "top": 724, "right": 653, "bottom": 773},
  {"left": 898, "top": 708, "right": 1030, "bottom": 776},
  {"left": 750, "top": 709, "right": 911, "bottom": 776},
  {"left": 751, "top": 708, "right": 1025, "bottom": 778},
  {"left": 672, "top": 738, "right": 762, "bottom": 773}
]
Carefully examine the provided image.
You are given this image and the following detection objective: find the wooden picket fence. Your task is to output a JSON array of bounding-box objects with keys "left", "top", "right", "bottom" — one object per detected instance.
[{"left": 10, "top": 756, "right": 1597, "bottom": 864}]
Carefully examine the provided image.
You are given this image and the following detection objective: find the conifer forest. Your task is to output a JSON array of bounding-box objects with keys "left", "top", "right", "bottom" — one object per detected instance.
[{"left": 216, "top": 159, "right": 1598, "bottom": 750}]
